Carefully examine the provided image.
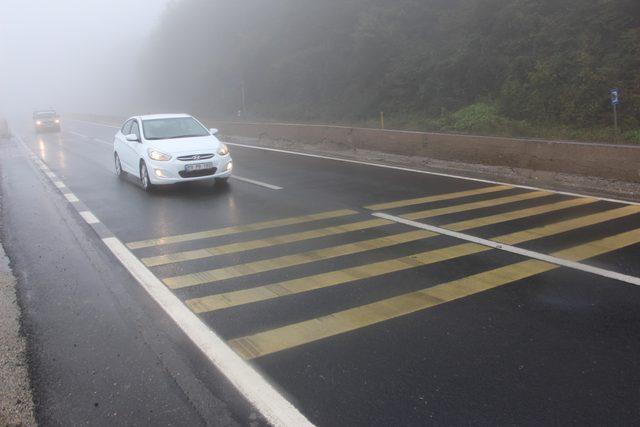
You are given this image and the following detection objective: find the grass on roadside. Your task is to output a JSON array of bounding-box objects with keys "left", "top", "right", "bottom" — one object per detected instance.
[{"left": 357, "top": 103, "right": 640, "bottom": 145}]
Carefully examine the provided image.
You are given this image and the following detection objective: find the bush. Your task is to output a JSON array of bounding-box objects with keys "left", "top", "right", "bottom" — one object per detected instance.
[
  {"left": 438, "top": 103, "right": 525, "bottom": 136},
  {"left": 624, "top": 129, "right": 640, "bottom": 143}
]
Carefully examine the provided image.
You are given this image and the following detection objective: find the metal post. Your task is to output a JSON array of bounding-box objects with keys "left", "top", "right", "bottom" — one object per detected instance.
[
  {"left": 380, "top": 111, "right": 384, "bottom": 129},
  {"left": 613, "top": 103, "right": 618, "bottom": 134},
  {"left": 241, "top": 82, "right": 246, "bottom": 117}
]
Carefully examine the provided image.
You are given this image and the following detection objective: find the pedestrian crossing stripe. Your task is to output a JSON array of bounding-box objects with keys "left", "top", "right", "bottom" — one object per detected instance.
[
  {"left": 365, "top": 184, "right": 512, "bottom": 210},
  {"left": 126, "top": 209, "right": 357, "bottom": 249},
  {"left": 227, "top": 227, "right": 640, "bottom": 359},
  {"left": 163, "top": 230, "right": 437, "bottom": 289},
  {"left": 142, "top": 218, "right": 392, "bottom": 267},
  {"left": 401, "top": 190, "right": 551, "bottom": 221},
  {"left": 144, "top": 189, "right": 554, "bottom": 267},
  {"left": 185, "top": 204, "right": 637, "bottom": 311},
  {"left": 445, "top": 197, "right": 594, "bottom": 231}
]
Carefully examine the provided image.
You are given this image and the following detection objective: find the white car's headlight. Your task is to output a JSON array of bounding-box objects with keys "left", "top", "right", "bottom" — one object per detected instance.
[
  {"left": 217, "top": 143, "right": 229, "bottom": 156},
  {"left": 148, "top": 148, "right": 172, "bottom": 161}
]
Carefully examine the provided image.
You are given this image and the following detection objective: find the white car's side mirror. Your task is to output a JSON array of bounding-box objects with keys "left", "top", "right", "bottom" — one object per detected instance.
[
  {"left": 125, "top": 133, "right": 140, "bottom": 142},
  {"left": 209, "top": 128, "right": 219, "bottom": 135}
]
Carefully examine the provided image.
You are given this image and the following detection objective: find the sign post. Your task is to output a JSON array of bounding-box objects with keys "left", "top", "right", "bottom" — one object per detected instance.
[{"left": 609, "top": 88, "right": 620, "bottom": 134}]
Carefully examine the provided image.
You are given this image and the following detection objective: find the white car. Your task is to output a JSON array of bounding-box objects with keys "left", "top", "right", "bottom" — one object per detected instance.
[{"left": 113, "top": 114, "right": 232, "bottom": 191}]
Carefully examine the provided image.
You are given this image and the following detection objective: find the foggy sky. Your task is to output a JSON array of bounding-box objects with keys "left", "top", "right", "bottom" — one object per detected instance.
[{"left": 0, "top": 0, "right": 171, "bottom": 117}]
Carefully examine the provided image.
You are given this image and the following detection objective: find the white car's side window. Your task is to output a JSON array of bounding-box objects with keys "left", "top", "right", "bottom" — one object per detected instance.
[
  {"left": 121, "top": 120, "right": 132, "bottom": 135},
  {"left": 131, "top": 120, "right": 141, "bottom": 140}
]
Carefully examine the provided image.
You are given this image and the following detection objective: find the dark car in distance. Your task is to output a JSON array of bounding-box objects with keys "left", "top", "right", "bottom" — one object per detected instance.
[{"left": 33, "top": 110, "right": 61, "bottom": 133}]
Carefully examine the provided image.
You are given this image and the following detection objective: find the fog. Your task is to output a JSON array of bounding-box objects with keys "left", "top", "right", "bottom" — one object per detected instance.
[
  {"left": 0, "top": 0, "right": 170, "bottom": 119},
  {"left": 1, "top": 0, "right": 637, "bottom": 142}
]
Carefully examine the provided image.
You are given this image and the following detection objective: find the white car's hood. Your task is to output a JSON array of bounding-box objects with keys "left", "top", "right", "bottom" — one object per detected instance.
[{"left": 146, "top": 136, "right": 221, "bottom": 155}]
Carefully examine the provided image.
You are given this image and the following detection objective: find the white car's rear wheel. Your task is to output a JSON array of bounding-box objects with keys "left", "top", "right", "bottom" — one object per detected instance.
[{"left": 114, "top": 153, "right": 124, "bottom": 178}]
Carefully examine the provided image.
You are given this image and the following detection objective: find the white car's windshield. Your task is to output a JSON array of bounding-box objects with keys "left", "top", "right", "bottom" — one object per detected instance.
[{"left": 142, "top": 117, "right": 209, "bottom": 140}]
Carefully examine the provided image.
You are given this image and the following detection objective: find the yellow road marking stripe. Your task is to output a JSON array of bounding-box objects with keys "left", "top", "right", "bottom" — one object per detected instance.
[
  {"left": 402, "top": 190, "right": 551, "bottom": 221},
  {"left": 146, "top": 189, "right": 555, "bottom": 267},
  {"left": 186, "top": 204, "right": 637, "bottom": 312},
  {"left": 126, "top": 209, "right": 357, "bottom": 249},
  {"left": 142, "top": 219, "right": 391, "bottom": 266},
  {"left": 186, "top": 243, "right": 482, "bottom": 312},
  {"left": 165, "top": 230, "right": 437, "bottom": 289},
  {"left": 495, "top": 205, "right": 640, "bottom": 245},
  {"left": 445, "top": 197, "right": 596, "bottom": 231},
  {"left": 365, "top": 185, "right": 512, "bottom": 210},
  {"left": 228, "top": 228, "right": 640, "bottom": 359}
]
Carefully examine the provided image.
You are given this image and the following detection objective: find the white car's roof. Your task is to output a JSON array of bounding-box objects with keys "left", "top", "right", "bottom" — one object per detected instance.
[{"left": 134, "top": 113, "right": 192, "bottom": 120}]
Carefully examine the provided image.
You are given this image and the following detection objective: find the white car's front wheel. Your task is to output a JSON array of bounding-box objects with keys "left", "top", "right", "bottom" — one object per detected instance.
[{"left": 140, "top": 161, "right": 153, "bottom": 192}]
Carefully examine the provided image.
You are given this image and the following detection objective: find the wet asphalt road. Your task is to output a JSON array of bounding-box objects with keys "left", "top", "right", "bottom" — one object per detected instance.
[{"left": 4, "top": 118, "right": 640, "bottom": 425}]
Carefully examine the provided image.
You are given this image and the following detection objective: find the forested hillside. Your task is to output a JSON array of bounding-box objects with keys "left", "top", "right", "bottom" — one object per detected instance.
[{"left": 141, "top": 0, "right": 640, "bottom": 141}]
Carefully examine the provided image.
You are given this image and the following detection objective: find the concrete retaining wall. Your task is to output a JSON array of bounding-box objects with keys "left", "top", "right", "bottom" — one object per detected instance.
[{"left": 213, "top": 121, "right": 640, "bottom": 183}]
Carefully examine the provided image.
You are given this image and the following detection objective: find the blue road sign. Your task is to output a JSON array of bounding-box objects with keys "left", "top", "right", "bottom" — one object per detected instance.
[{"left": 610, "top": 88, "right": 620, "bottom": 106}]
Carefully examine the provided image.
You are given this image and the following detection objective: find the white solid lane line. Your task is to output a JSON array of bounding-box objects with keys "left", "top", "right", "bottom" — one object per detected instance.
[
  {"left": 226, "top": 142, "right": 640, "bottom": 207},
  {"left": 374, "top": 212, "right": 640, "bottom": 288},
  {"left": 103, "top": 237, "right": 313, "bottom": 427},
  {"left": 231, "top": 175, "right": 283, "bottom": 190},
  {"left": 19, "top": 134, "right": 312, "bottom": 427}
]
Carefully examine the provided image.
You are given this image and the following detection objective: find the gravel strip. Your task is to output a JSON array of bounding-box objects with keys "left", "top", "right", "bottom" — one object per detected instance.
[{"left": 0, "top": 241, "right": 35, "bottom": 426}]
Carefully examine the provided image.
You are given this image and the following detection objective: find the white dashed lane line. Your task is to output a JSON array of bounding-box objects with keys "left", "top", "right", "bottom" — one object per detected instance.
[
  {"left": 70, "top": 120, "right": 283, "bottom": 190},
  {"left": 231, "top": 175, "right": 283, "bottom": 190}
]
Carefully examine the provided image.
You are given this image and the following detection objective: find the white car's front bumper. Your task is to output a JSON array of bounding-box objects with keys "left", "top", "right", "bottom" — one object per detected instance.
[{"left": 147, "top": 154, "right": 232, "bottom": 185}]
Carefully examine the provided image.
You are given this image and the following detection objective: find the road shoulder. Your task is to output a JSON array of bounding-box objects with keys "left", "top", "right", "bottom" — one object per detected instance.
[
  {"left": 0, "top": 240, "right": 36, "bottom": 426},
  {"left": 0, "top": 136, "right": 248, "bottom": 425}
]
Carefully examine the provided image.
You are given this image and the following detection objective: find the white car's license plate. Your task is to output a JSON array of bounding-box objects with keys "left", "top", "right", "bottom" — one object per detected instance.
[{"left": 185, "top": 162, "right": 214, "bottom": 172}]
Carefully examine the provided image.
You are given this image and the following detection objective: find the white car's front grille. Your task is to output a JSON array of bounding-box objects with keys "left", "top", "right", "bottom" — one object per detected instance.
[{"left": 177, "top": 153, "right": 214, "bottom": 161}]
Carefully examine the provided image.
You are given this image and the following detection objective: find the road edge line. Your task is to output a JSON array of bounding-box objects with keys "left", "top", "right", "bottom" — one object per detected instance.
[
  {"left": 224, "top": 142, "right": 640, "bottom": 207},
  {"left": 102, "top": 237, "right": 313, "bottom": 427},
  {"left": 373, "top": 212, "right": 640, "bottom": 287},
  {"left": 17, "top": 135, "right": 314, "bottom": 427}
]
